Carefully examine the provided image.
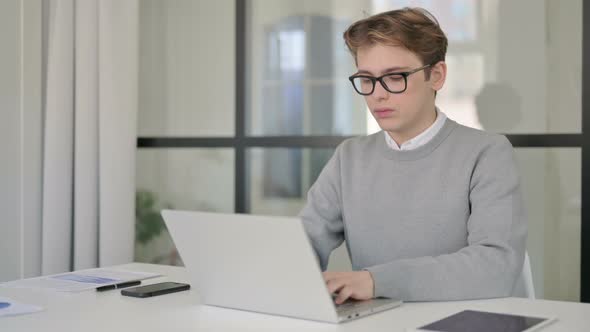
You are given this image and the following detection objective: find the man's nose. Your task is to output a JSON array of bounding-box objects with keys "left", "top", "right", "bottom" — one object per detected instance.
[{"left": 372, "top": 80, "right": 390, "bottom": 100}]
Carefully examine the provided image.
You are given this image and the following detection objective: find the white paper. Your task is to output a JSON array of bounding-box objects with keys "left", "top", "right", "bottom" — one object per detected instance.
[
  {"left": 0, "top": 268, "right": 161, "bottom": 292},
  {"left": 0, "top": 297, "right": 43, "bottom": 317}
]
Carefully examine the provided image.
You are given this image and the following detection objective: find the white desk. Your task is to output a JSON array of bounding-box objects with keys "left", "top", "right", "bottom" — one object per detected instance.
[{"left": 1, "top": 263, "right": 589, "bottom": 331}]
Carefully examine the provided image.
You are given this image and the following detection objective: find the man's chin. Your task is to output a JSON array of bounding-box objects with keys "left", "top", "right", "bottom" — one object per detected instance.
[
  {"left": 378, "top": 123, "right": 405, "bottom": 134},
  {"left": 376, "top": 118, "right": 404, "bottom": 132}
]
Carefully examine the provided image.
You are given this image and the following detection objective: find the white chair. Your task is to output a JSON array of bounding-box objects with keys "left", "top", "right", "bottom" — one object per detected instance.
[{"left": 511, "top": 251, "right": 535, "bottom": 299}]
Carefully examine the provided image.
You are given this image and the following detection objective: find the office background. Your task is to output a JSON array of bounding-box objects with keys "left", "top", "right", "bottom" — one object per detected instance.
[{"left": 1, "top": 0, "right": 587, "bottom": 304}]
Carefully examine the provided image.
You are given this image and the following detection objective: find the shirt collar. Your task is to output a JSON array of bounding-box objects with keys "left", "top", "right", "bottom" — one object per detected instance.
[{"left": 384, "top": 108, "right": 447, "bottom": 151}]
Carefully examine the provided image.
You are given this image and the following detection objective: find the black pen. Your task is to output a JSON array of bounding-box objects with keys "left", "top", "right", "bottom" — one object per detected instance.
[{"left": 96, "top": 280, "right": 141, "bottom": 292}]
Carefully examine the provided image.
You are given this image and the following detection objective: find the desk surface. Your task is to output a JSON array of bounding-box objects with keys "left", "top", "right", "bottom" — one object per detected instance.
[{"left": 1, "top": 263, "right": 589, "bottom": 331}]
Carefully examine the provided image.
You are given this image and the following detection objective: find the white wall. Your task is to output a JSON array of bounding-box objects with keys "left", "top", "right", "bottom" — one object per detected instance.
[
  {"left": 0, "top": 0, "right": 43, "bottom": 282},
  {"left": 0, "top": 0, "right": 22, "bottom": 282}
]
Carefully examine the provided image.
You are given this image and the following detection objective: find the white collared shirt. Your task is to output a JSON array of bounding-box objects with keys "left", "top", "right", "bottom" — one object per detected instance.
[{"left": 384, "top": 108, "right": 447, "bottom": 151}]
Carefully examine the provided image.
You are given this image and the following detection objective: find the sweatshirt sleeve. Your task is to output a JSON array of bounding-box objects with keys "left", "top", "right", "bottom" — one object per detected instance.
[
  {"left": 365, "top": 135, "right": 528, "bottom": 301},
  {"left": 299, "top": 144, "right": 345, "bottom": 271}
]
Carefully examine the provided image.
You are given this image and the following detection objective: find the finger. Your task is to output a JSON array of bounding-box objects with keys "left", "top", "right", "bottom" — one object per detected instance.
[
  {"left": 335, "top": 286, "right": 353, "bottom": 305},
  {"left": 322, "top": 271, "right": 338, "bottom": 282},
  {"left": 326, "top": 279, "right": 346, "bottom": 294}
]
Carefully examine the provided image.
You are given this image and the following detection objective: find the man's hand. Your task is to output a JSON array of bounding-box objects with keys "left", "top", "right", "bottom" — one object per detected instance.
[{"left": 322, "top": 271, "right": 375, "bottom": 304}]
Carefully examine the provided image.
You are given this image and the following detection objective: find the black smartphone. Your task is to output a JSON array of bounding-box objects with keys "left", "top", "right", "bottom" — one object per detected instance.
[{"left": 121, "top": 282, "right": 190, "bottom": 298}]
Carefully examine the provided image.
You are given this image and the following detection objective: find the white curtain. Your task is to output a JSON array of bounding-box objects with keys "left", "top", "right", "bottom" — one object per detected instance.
[{"left": 42, "top": 0, "right": 138, "bottom": 274}]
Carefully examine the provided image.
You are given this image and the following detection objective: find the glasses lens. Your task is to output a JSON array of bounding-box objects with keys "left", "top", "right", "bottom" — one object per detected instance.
[
  {"left": 381, "top": 74, "right": 406, "bottom": 93},
  {"left": 352, "top": 77, "right": 374, "bottom": 95}
]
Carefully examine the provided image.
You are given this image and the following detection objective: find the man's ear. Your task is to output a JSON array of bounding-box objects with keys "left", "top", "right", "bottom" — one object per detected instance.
[{"left": 429, "top": 61, "right": 447, "bottom": 92}]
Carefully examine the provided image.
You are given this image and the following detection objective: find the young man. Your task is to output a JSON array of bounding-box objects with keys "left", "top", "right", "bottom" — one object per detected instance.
[{"left": 299, "top": 8, "right": 527, "bottom": 304}]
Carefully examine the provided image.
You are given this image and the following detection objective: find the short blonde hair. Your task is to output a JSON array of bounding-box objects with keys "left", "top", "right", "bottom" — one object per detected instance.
[{"left": 343, "top": 7, "right": 448, "bottom": 77}]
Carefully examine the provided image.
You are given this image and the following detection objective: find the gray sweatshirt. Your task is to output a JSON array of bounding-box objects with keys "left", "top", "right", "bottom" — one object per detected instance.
[{"left": 299, "top": 119, "right": 527, "bottom": 301}]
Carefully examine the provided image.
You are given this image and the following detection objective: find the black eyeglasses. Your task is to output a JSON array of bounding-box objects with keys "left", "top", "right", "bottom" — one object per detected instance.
[{"left": 348, "top": 64, "right": 432, "bottom": 95}]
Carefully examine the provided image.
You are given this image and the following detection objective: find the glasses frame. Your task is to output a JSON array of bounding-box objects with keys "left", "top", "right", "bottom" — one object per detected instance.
[{"left": 348, "top": 63, "right": 433, "bottom": 95}]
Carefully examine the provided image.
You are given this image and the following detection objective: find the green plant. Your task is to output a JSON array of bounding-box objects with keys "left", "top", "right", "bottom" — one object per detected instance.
[{"left": 135, "top": 190, "right": 168, "bottom": 245}]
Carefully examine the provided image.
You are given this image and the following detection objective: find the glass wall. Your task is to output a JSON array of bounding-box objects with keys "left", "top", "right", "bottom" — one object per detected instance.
[
  {"left": 244, "top": 0, "right": 583, "bottom": 301},
  {"left": 514, "top": 148, "right": 581, "bottom": 301},
  {"left": 246, "top": 147, "right": 582, "bottom": 301},
  {"left": 135, "top": 149, "right": 234, "bottom": 266},
  {"left": 246, "top": 0, "right": 368, "bottom": 136},
  {"left": 136, "top": 0, "right": 235, "bottom": 265},
  {"left": 137, "top": 0, "right": 584, "bottom": 302},
  {"left": 248, "top": 148, "right": 334, "bottom": 216},
  {"left": 138, "top": 0, "right": 235, "bottom": 137},
  {"left": 247, "top": 0, "right": 582, "bottom": 135}
]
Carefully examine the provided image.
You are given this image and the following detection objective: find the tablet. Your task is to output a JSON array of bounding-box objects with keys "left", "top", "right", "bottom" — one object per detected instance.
[{"left": 416, "top": 310, "right": 557, "bottom": 332}]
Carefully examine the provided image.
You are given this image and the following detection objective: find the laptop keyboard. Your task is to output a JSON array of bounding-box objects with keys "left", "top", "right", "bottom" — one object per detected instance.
[
  {"left": 336, "top": 300, "right": 368, "bottom": 309},
  {"left": 335, "top": 299, "right": 378, "bottom": 314}
]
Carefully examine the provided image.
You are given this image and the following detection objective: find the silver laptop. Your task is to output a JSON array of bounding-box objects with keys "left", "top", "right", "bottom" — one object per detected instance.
[{"left": 161, "top": 209, "right": 402, "bottom": 323}]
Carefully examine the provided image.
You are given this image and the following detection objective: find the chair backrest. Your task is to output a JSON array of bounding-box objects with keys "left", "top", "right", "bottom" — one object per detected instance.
[{"left": 511, "top": 251, "right": 535, "bottom": 299}]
